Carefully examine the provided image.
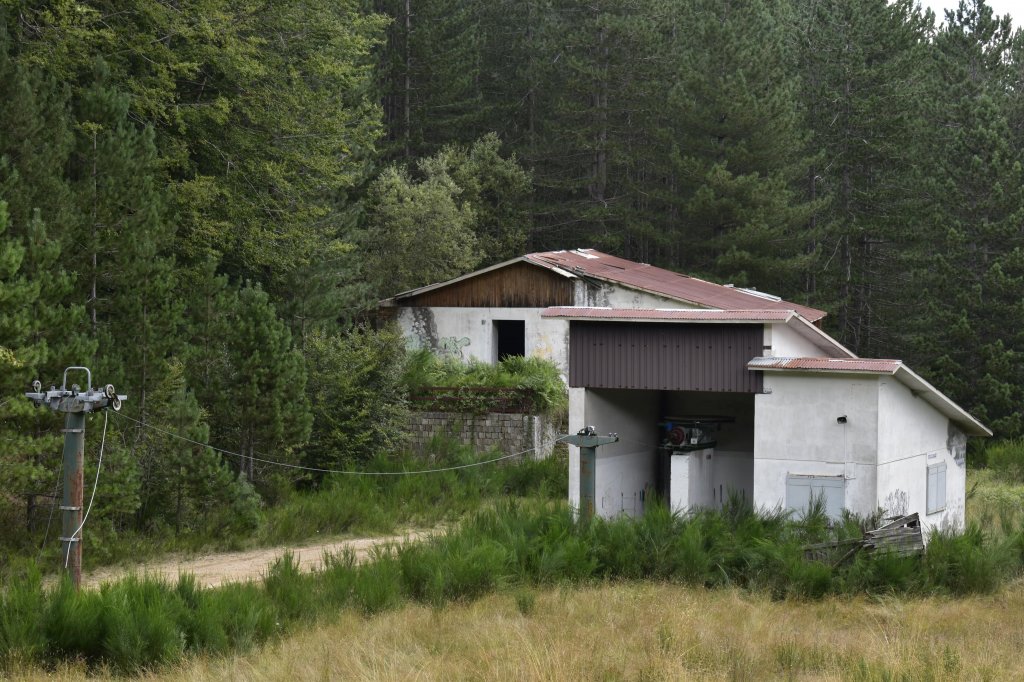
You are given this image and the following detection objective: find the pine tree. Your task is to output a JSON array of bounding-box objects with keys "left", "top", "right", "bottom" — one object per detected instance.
[
  {"left": 794, "top": 0, "right": 933, "bottom": 355},
  {"left": 665, "top": 0, "right": 817, "bottom": 295},
  {"left": 135, "top": 360, "right": 260, "bottom": 534},
  {"left": 904, "top": 1, "right": 1024, "bottom": 436},
  {"left": 0, "top": 31, "right": 93, "bottom": 539},
  {"left": 192, "top": 282, "right": 312, "bottom": 493},
  {"left": 67, "top": 60, "right": 183, "bottom": 423}
]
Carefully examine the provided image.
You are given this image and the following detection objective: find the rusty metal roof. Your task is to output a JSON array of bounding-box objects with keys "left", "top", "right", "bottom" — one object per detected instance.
[
  {"left": 542, "top": 307, "right": 795, "bottom": 322},
  {"left": 526, "top": 249, "right": 827, "bottom": 322},
  {"left": 747, "top": 357, "right": 902, "bottom": 373}
]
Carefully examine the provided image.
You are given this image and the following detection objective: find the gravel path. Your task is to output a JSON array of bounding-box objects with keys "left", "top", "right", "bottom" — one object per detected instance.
[{"left": 77, "top": 529, "right": 436, "bottom": 589}]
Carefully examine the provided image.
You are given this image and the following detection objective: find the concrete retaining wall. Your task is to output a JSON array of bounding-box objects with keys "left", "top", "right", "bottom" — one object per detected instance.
[{"left": 407, "top": 411, "right": 562, "bottom": 459}]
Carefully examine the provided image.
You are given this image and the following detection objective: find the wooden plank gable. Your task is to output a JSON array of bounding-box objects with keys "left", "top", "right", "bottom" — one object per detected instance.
[{"left": 399, "top": 261, "right": 573, "bottom": 308}]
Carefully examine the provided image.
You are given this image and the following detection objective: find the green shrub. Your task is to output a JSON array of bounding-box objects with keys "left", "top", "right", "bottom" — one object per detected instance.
[
  {"left": 0, "top": 566, "right": 46, "bottom": 666},
  {"left": 402, "top": 349, "right": 567, "bottom": 415},
  {"left": 99, "top": 576, "right": 185, "bottom": 673},
  {"left": 175, "top": 574, "right": 230, "bottom": 655},
  {"left": 318, "top": 549, "right": 358, "bottom": 609},
  {"left": 265, "top": 553, "right": 317, "bottom": 622},
  {"left": 204, "top": 582, "right": 277, "bottom": 651},
  {"left": 398, "top": 534, "right": 508, "bottom": 606},
  {"left": 353, "top": 551, "right": 404, "bottom": 615},
  {"left": 44, "top": 579, "right": 106, "bottom": 662},
  {"left": 924, "top": 525, "right": 1008, "bottom": 595},
  {"left": 513, "top": 588, "right": 536, "bottom": 616}
]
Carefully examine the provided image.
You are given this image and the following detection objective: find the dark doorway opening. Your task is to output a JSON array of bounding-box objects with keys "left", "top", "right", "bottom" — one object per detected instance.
[{"left": 494, "top": 320, "right": 525, "bottom": 361}]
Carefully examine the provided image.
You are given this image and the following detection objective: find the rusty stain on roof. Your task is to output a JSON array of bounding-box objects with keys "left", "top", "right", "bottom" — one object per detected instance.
[
  {"left": 526, "top": 249, "right": 827, "bottom": 322},
  {"left": 747, "top": 357, "right": 902, "bottom": 373},
  {"left": 542, "top": 307, "right": 795, "bottom": 322}
]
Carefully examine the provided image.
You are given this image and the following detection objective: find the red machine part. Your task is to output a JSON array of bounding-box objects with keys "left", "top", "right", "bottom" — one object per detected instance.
[{"left": 666, "top": 425, "right": 688, "bottom": 446}]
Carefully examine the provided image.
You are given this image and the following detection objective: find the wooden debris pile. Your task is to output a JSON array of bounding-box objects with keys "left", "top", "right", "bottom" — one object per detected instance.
[{"left": 803, "top": 513, "right": 924, "bottom": 567}]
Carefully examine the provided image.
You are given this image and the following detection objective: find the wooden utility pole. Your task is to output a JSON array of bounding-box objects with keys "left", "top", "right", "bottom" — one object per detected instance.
[{"left": 25, "top": 367, "right": 125, "bottom": 589}]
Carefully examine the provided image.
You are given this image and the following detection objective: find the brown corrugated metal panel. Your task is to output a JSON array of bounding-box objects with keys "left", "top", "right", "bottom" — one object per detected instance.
[
  {"left": 569, "top": 322, "right": 764, "bottom": 392},
  {"left": 401, "top": 261, "right": 573, "bottom": 308},
  {"left": 528, "top": 249, "right": 827, "bottom": 322}
]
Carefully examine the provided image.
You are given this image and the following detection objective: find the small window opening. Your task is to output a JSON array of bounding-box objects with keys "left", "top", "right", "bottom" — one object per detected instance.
[{"left": 494, "top": 320, "right": 525, "bottom": 362}]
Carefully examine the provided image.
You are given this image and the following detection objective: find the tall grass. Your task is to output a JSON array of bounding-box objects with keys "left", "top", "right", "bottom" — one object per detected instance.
[
  {"left": 4, "top": 443, "right": 568, "bottom": 576},
  {"left": 5, "top": 498, "right": 1024, "bottom": 674}
]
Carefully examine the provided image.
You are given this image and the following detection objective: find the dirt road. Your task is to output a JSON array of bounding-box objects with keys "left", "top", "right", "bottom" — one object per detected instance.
[{"left": 79, "top": 529, "right": 436, "bottom": 589}]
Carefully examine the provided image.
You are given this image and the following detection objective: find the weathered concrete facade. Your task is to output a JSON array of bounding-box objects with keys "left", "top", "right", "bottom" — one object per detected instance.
[{"left": 382, "top": 249, "right": 988, "bottom": 531}]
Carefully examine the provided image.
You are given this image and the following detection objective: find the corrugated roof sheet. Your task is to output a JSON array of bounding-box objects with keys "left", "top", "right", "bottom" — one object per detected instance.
[
  {"left": 747, "top": 357, "right": 902, "bottom": 373},
  {"left": 542, "top": 307, "right": 794, "bottom": 322},
  {"left": 526, "top": 249, "right": 827, "bottom": 322}
]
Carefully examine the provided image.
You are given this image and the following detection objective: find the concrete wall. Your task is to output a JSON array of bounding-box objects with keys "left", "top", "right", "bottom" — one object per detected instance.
[
  {"left": 577, "top": 388, "right": 660, "bottom": 518},
  {"left": 396, "top": 306, "right": 571, "bottom": 374},
  {"left": 574, "top": 280, "right": 696, "bottom": 309},
  {"left": 877, "top": 378, "right": 967, "bottom": 533},
  {"left": 406, "top": 411, "right": 562, "bottom": 459},
  {"left": 754, "top": 374, "right": 880, "bottom": 516},
  {"left": 766, "top": 323, "right": 827, "bottom": 358}
]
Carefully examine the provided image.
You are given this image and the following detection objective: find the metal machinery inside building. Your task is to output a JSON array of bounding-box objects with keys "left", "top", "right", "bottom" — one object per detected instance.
[{"left": 655, "top": 415, "right": 735, "bottom": 511}]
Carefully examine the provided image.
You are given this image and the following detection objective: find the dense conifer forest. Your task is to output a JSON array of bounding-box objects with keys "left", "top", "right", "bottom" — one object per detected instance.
[{"left": 1, "top": 0, "right": 1022, "bottom": 544}]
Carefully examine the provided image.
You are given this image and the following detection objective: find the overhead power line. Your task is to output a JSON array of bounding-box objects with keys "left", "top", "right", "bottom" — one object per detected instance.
[{"left": 113, "top": 411, "right": 570, "bottom": 476}]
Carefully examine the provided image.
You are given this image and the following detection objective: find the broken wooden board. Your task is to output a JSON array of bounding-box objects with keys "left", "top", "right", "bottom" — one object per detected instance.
[{"left": 802, "top": 513, "right": 924, "bottom": 567}]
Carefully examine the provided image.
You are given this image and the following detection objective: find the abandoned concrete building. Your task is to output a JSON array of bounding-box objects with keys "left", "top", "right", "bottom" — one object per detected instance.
[{"left": 380, "top": 248, "right": 990, "bottom": 532}]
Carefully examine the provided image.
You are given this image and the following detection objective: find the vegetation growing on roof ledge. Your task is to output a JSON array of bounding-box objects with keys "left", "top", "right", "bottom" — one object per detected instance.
[{"left": 402, "top": 350, "right": 568, "bottom": 416}]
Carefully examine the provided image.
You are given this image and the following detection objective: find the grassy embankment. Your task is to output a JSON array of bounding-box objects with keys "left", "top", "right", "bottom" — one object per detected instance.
[
  {"left": 4, "top": 489, "right": 1024, "bottom": 676},
  {"left": 5, "top": 440, "right": 1024, "bottom": 678}
]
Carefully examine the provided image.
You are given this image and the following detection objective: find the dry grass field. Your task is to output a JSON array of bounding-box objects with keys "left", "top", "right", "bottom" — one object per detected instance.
[{"left": 16, "top": 578, "right": 1024, "bottom": 681}]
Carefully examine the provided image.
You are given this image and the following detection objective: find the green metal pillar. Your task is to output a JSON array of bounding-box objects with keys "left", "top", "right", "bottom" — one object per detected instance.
[
  {"left": 579, "top": 445, "right": 596, "bottom": 518},
  {"left": 25, "top": 367, "right": 126, "bottom": 590},
  {"left": 60, "top": 410, "right": 86, "bottom": 588},
  {"left": 561, "top": 430, "right": 619, "bottom": 521}
]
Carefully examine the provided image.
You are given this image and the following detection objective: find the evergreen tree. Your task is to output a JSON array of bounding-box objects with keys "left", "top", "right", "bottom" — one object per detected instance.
[
  {"left": 0, "top": 32, "right": 92, "bottom": 538},
  {"left": 665, "top": 0, "right": 817, "bottom": 295},
  {"left": 905, "top": 1, "right": 1024, "bottom": 436},
  {"left": 135, "top": 361, "right": 260, "bottom": 534},
  {"left": 191, "top": 282, "right": 312, "bottom": 494},
  {"left": 300, "top": 327, "right": 409, "bottom": 473},
  {"left": 66, "top": 61, "right": 183, "bottom": 423},
  {"left": 794, "top": 0, "right": 933, "bottom": 355}
]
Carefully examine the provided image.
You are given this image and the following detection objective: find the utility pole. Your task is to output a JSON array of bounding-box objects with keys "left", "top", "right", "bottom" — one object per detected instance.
[
  {"left": 25, "top": 367, "right": 126, "bottom": 589},
  {"left": 561, "top": 426, "right": 618, "bottom": 521}
]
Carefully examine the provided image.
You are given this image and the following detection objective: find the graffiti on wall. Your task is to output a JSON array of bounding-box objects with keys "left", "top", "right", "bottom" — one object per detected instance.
[
  {"left": 882, "top": 489, "right": 909, "bottom": 517},
  {"left": 439, "top": 336, "right": 471, "bottom": 359}
]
